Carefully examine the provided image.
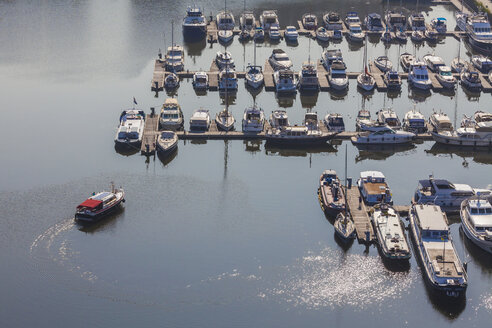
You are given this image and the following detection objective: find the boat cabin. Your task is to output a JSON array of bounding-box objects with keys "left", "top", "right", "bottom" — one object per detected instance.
[
  {"left": 358, "top": 171, "right": 392, "bottom": 205},
  {"left": 466, "top": 199, "right": 492, "bottom": 233},
  {"left": 415, "top": 204, "right": 450, "bottom": 240}
]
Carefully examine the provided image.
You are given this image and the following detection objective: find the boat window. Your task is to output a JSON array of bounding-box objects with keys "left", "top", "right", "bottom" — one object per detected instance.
[
  {"left": 441, "top": 71, "right": 452, "bottom": 76},
  {"left": 118, "top": 132, "right": 127, "bottom": 139},
  {"left": 423, "top": 231, "right": 431, "bottom": 238},
  {"left": 332, "top": 73, "right": 346, "bottom": 79},
  {"left": 471, "top": 208, "right": 479, "bottom": 214},
  {"left": 486, "top": 208, "right": 492, "bottom": 214},
  {"left": 479, "top": 208, "right": 486, "bottom": 214},
  {"left": 477, "top": 227, "right": 485, "bottom": 232}
]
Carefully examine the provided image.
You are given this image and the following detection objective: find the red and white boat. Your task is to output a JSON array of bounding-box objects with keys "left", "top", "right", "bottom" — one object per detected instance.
[{"left": 75, "top": 184, "right": 125, "bottom": 222}]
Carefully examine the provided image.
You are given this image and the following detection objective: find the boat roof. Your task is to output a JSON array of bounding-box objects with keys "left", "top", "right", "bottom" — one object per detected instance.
[
  {"left": 272, "top": 109, "right": 288, "bottom": 118},
  {"left": 191, "top": 110, "right": 209, "bottom": 119},
  {"left": 405, "top": 110, "right": 424, "bottom": 120},
  {"left": 415, "top": 204, "right": 448, "bottom": 231},
  {"left": 322, "top": 169, "right": 338, "bottom": 176},
  {"left": 164, "top": 98, "right": 179, "bottom": 105},
  {"left": 194, "top": 72, "right": 207, "bottom": 78},
  {"left": 468, "top": 199, "right": 492, "bottom": 227},
  {"left": 431, "top": 113, "right": 451, "bottom": 123},
  {"left": 437, "top": 17, "right": 447, "bottom": 21},
  {"left": 77, "top": 198, "right": 102, "bottom": 209},
  {"left": 368, "top": 13, "right": 381, "bottom": 19},
  {"left": 360, "top": 171, "right": 385, "bottom": 179},
  {"left": 331, "top": 61, "right": 346, "bottom": 70},
  {"left": 285, "top": 125, "right": 308, "bottom": 132}
]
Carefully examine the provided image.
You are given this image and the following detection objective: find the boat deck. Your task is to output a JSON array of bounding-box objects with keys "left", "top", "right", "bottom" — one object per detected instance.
[{"left": 424, "top": 243, "right": 462, "bottom": 278}]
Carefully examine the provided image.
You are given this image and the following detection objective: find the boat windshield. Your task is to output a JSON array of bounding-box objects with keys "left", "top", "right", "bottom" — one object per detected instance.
[
  {"left": 169, "top": 50, "right": 183, "bottom": 56},
  {"left": 163, "top": 113, "right": 180, "bottom": 119},
  {"left": 330, "top": 118, "right": 344, "bottom": 125},
  {"left": 247, "top": 113, "right": 261, "bottom": 120},
  {"left": 332, "top": 72, "right": 346, "bottom": 79},
  {"left": 470, "top": 207, "right": 492, "bottom": 214},
  {"left": 475, "top": 27, "right": 491, "bottom": 33},
  {"left": 440, "top": 71, "right": 452, "bottom": 76},
  {"left": 266, "top": 17, "right": 277, "bottom": 23},
  {"left": 118, "top": 132, "right": 139, "bottom": 140}
]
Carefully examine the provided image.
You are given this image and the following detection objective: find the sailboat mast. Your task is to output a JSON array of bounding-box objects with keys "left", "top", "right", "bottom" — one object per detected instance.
[
  {"left": 254, "top": 38, "right": 257, "bottom": 66},
  {"left": 344, "top": 143, "right": 348, "bottom": 217},
  {"left": 171, "top": 20, "right": 174, "bottom": 47}
]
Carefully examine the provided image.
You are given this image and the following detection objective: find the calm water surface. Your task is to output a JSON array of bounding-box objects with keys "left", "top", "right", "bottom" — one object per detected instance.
[{"left": 0, "top": 1, "right": 491, "bottom": 327}]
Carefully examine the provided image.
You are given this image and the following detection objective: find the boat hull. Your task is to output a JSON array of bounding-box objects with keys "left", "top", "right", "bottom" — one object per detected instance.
[
  {"left": 266, "top": 134, "right": 330, "bottom": 145},
  {"left": 431, "top": 132, "right": 492, "bottom": 148},
  {"left": 461, "top": 208, "right": 492, "bottom": 254},
  {"left": 75, "top": 197, "right": 124, "bottom": 223}
]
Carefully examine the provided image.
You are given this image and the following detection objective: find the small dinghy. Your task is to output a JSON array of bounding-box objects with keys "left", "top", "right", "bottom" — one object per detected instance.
[
  {"left": 334, "top": 212, "right": 356, "bottom": 242},
  {"left": 156, "top": 131, "right": 178, "bottom": 156},
  {"left": 316, "top": 27, "right": 330, "bottom": 42},
  {"left": 395, "top": 29, "right": 407, "bottom": 43},
  {"left": 375, "top": 56, "right": 393, "bottom": 72}
]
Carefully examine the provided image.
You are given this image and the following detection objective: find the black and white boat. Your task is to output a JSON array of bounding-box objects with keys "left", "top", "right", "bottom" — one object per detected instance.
[
  {"left": 408, "top": 13, "right": 426, "bottom": 31},
  {"left": 429, "top": 111, "right": 453, "bottom": 133},
  {"left": 218, "top": 68, "right": 238, "bottom": 91},
  {"left": 156, "top": 131, "right": 178, "bottom": 156},
  {"left": 408, "top": 61, "right": 432, "bottom": 90},
  {"left": 403, "top": 110, "right": 427, "bottom": 133},
  {"left": 215, "top": 51, "right": 235, "bottom": 70},
  {"left": 365, "top": 13, "right": 385, "bottom": 33},
  {"left": 431, "top": 17, "right": 447, "bottom": 34},
  {"left": 323, "top": 12, "right": 343, "bottom": 30},
  {"left": 328, "top": 60, "right": 348, "bottom": 90},
  {"left": 75, "top": 183, "right": 125, "bottom": 222},
  {"left": 274, "top": 69, "right": 297, "bottom": 94},
  {"left": 189, "top": 109, "right": 211, "bottom": 132},
  {"left": 246, "top": 39, "right": 263, "bottom": 89},
  {"left": 385, "top": 11, "right": 406, "bottom": 32},
  {"left": 298, "top": 61, "right": 319, "bottom": 91},
  {"left": 358, "top": 34, "right": 375, "bottom": 91},
  {"left": 240, "top": 11, "right": 255, "bottom": 31},
  {"left": 384, "top": 71, "right": 402, "bottom": 90},
  {"left": 324, "top": 113, "right": 345, "bottom": 133},
  {"left": 400, "top": 52, "right": 416, "bottom": 72},
  {"left": 260, "top": 10, "right": 279, "bottom": 34},
  {"left": 471, "top": 54, "right": 492, "bottom": 73},
  {"left": 411, "top": 30, "right": 425, "bottom": 42},
  {"left": 351, "top": 127, "right": 415, "bottom": 145},
  {"left": 334, "top": 212, "right": 356, "bottom": 242},
  {"left": 316, "top": 27, "right": 330, "bottom": 42},
  {"left": 357, "top": 171, "right": 393, "bottom": 205},
  {"left": 461, "top": 196, "right": 492, "bottom": 254},
  {"left": 242, "top": 105, "right": 265, "bottom": 133},
  {"left": 377, "top": 108, "right": 401, "bottom": 130},
  {"left": 114, "top": 109, "right": 145, "bottom": 148},
  {"left": 302, "top": 13, "right": 318, "bottom": 30},
  {"left": 284, "top": 26, "right": 299, "bottom": 42},
  {"left": 436, "top": 66, "right": 457, "bottom": 89},
  {"left": 321, "top": 48, "right": 343, "bottom": 71},
  {"left": 192, "top": 72, "right": 209, "bottom": 90},
  {"left": 182, "top": 6, "right": 207, "bottom": 39},
  {"left": 423, "top": 54, "right": 446, "bottom": 73},
  {"left": 345, "top": 12, "right": 361, "bottom": 28},
  {"left": 460, "top": 70, "right": 482, "bottom": 91},
  {"left": 265, "top": 125, "right": 330, "bottom": 145},
  {"left": 164, "top": 73, "right": 179, "bottom": 89}
]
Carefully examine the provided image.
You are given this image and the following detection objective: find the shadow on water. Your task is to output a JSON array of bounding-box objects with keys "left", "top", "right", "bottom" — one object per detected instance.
[
  {"left": 425, "top": 143, "right": 492, "bottom": 165},
  {"left": 114, "top": 143, "right": 140, "bottom": 156},
  {"left": 157, "top": 147, "right": 178, "bottom": 167},
  {"left": 329, "top": 88, "right": 348, "bottom": 100},
  {"left": 299, "top": 91, "right": 319, "bottom": 108},
  {"left": 459, "top": 227, "right": 492, "bottom": 273},
  {"left": 354, "top": 143, "right": 416, "bottom": 162},
  {"left": 334, "top": 231, "right": 355, "bottom": 252},
  {"left": 184, "top": 38, "right": 207, "bottom": 58},
  {"left": 76, "top": 205, "right": 125, "bottom": 233},
  {"left": 408, "top": 86, "right": 432, "bottom": 103},
  {"left": 264, "top": 142, "right": 337, "bottom": 157},
  {"left": 276, "top": 94, "right": 296, "bottom": 107}
]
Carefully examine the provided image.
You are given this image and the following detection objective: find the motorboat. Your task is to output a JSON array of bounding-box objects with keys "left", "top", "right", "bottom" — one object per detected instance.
[
  {"left": 431, "top": 125, "right": 492, "bottom": 147},
  {"left": 345, "top": 12, "right": 361, "bottom": 28},
  {"left": 409, "top": 204, "right": 468, "bottom": 297},
  {"left": 302, "top": 13, "right": 318, "bottom": 30},
  {"left": 242, "top": 106, "right": 265, "bottom": 133},
  {"left": 321, "top": 48, "right": 343, "bottom": 70},
  {"left": 215, "top": 51, "right": 235, "bottom": 70},
  {"left": 316, "top": 27, "right": 330, "bottom": 42},
  {"left": 265, "top": 125, "right": 329, "bottom": 145},
  {"left": 246, "top": 65, "right": 263, "bottom": 89},
  {"left": 474, "top": 110, "right": 492, "bottom": 126},
  {"left": 374, "top": 56, "right": 393, "bottom": 72},
  {"left": 284, "top": 26, "right": 299, "bottom": 42},
  {"left": 240, "top": 11, "right": 255, "bottom": 30},
  {"left": 156, "top": 131, "right": 178, "bottom": 156},
  {"left": 331, "top": 29, "right": 343, "bottom": 41},
  {"left": 357, "top": 70, "right": 375, "bottom": 91},
  {"left": 431, "top": 17, "right": 447, "bottom": 34},
  {"left": 274, "top": 70, "right": 297, "bottom": 94},
  {"left": 429, "top": 111, "right": 453, "bottom": 133},
  {"left": 334, "top": 212, "right": 356, "bottom": 242},
  {"left": 377, "top": 108, "right": 401, "bottom": 130},
  {"left": 425, "top": 28, "right": 438, "bottom": 43},
  {"left": 238, "top": 28, "right": 250, "bottom": 42},
  {"left": 348, "top": 24, "right": 365, "bottom": 42},
  {"left": 385, "top": 11, "right": 406, "bottom": 32},
  {"left": 352, "top": 127, "right": 415, "bottom": 145},
  {"left": 189, "top": 108, "right": 210, "bottom": 132},
  {"left": 269, "top": 25, "right": 281, "bottom": 41},
  {"left": 216, "top": 11, "right": 235, "bottom": 30},
  {"left": 400, "top": 52, "right": 416, "bottom": 72},
  {"left": 460, "top": 70, "right": 482, "bottom": 91},
  {"left": 436, "top": 66, "right": 457, "bottom": 89},
  {"left": 408, "top": 61, "right": 432, "bottom": 90},
  {"left": 304, "top": 111, "right": 319, "bottom": 131},
  {"left": 323, "top": 113, "right": 345, "bottom": 133},
  {"left": 260, "top": 10, "right": 279, "bottom": 33},
  {"left": 215, "top": 107, "right": 235, "bottom": 131},
  {"left": 402, "top": 110, "right": 427, "bottom": 133},
  {"left": 164, "top": 73, "right": 179, "bottom": 89},
  {"left": 461, "top": 196, "right": 492, "bottom": 254},
  {"left": 372, "top": 203, "right": 411, "bottom": 261},
  {"left": 408, "top": 13, "right": 426, "bottom": 31},
  {"left": 218, "top": 29, "right": 234, "bottom": 43},
  {"left": 356, "top": 110, "right": 386, "bottom": 132},
  {"left": 269, "top": 49, "right": 293, "bottom": 71},
  {"left": 451, "top": 57, "right": 468, "bottom": 73},
  {"left": 395, "top": 29, "right": 408, "bottom": 43},
  {"left": 461, "top": 114, "right": 476, "bottom": 129},
  {"left": 319, "top": 170, "right": 346, "bottom": 217},
  {"left": 159, "top": 98, "right": 184, "bottom": 131},
  {"left": 328, "top": 60, "right": 348, "bottom": 90},
  {"left": 381, "top": 29, "right": 393, "bottom": 43},
  {"left": 182, "top": 6, "right": 207, "bottom": 38},
  {"left": 298, "top": 61, "right": 319, "bottom": 91},
  {"left": 254, "top": 26, "right": 265, "bottom": 41},
  {"left": 423, "top": 54, "right": 446, "bottom": 73},
  {"left": 269, "top": 109, "right": 290, "bottom": 130},
  {"left": 457, "top": 12, "right": 492, "bottom": 54},
  {"left": 192, "top": 72, "right": 209, "bottom": 90},
  {"left": 365, "top": 13, "right": 384, "bottom": 33},
  {"left": 323, "top": 12, "right": 343, "bottom": 30},
  {"left": 357, "top": 171, "right": 393, "bottom": 205},
  {"left": 471, "top": 54, "right": 492, "bottom": 73},
  {"left": 165, "top": 45, "right": 184, "bottom": 72},
  {"left": 218, "top": 68, "right": 238, "bottom": 91},
  {"left": 411, "top": 30, "right": 425, "bottom": 42},
  {"left": 114, "top": 109, "right": 145, "bottom": 147},
  {"left": 384, "top": 71, "right": 402, "bottom": 90},
  {"left": 413, "top": 175, "right": 488, "bottom": 211},
  {"left": 75, "top": 183, "right": 125, "bottom": 222}
]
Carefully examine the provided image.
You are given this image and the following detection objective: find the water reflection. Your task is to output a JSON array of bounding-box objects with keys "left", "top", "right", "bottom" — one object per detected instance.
[
  {"left": 461, "top": 86, "right": 481, "bottom": 101},
  {"left": 299, "top": 92, "right": 319, "bottom": 108},
  {"left": 77, "top": 206, "right": 125, "bottom": 233},
  {"left": 333, "top": 231, "right": 355, "bottom": 252},
  {"left": 264, "top": 143, "right": 337, "bottom": 157},
  {"left": 426, "top": 143, "right": 492, "bottom": 166},
  {"left": 184, "top": 38, "right": 207, "bottom": 59},
  {"left": 276, "top": 94, "right": 296, "bottom": 107},
  {"left": 408, "top": 87, "right": 432, "bottom": 102},
  {"left": 354, "top": 143, "right": 416, "bottom": 162},
  {"left": 459, "top": 228, "right": 492, "bottom": 274},
  {"left": 157, "top": 147, "right": 178, "bottom": 167},
  {"left": 114, "top": 143, "right": 140, "bottom": 157},
  {"left": 244, "top": 139, "right": 262, "bottom": 153}
]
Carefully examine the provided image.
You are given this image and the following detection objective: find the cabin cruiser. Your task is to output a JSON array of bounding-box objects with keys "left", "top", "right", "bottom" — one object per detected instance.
[
  {"left": 372, "top": 203, "right": 411, "bottom": 261},
  {"left": 461, "top": 197, "right": 492, "bottom": 253},
  {"left": 164, "top": 73, "right": 179, "bottom": 89},
  {"left": 182, "top": 6, "right": 207, "bottom": 38},
  {"left": 240, "top": 11, "right": 255, "bottom": 30},
  {"left": 474, "top": 110, "right": 492, "bottom": 126},
  {"left": 323, "top": 12, "right": 343, "bottom": 30},
  {"left": 242, "top": 106, "right": 265, "bottom": 133},
  {"left": 436, "top": 66, "right": 457, "bottom": 89},
  {"left": 189, "top": 109, "right": 210, "bottom": 131},
  {"left": 403, "top": 110, "right": 427, "bottom": 133},
  {"left": 377, "top": 108, "right": 401, "bottom": 130},
  {"left": 328, "top": 60, "right": 348, "bottom": 90},
  {"left": 216, "top": 11, "right": 235, "bottom": 30},
  {"left": 460, "top": 70, "right": 482, "bottom": 90},
  {"left": 265, "top": 125, "right": 329, "bottom": 145},
  {"left": 284, "top": 26, "right": 299, "bottom": 42},
  {"left": 457, "top": 12, "right": 492, "bottom": 54},
  {"left": 215, "top": 51, "right": 235, "bottom": 70},
  {"left": 260, "top": 10, "right": 279, "bottom": 33},
  {"left": 321, "top": 48, "right": 343, "bottom": 70},
  {"left": 348, "top": 24, "right": 365, "bottom": 42},
  {"left": 431, "top": 17, "right": 447, "bottom": 34},
  {"left": 269, "top": 49, "right": 293, "bottom": 71},
  {"left": 345, "top": 12, "right": 361, "bottom": 28},
  {"left": 254, "top": 26, "right": 265, "bottom": 41},
  {"left": 400, "top": 53, "right": 416, "bottom": 72},
  {"left": 425, "top": 28, "right": 438, "bottom": 42},
  {"left": 409, "top": 204, "right": 468, "bottom": 297},
  {"left": 408, "top": 13, "right": 426, "bottom": 31},
  {"left": 324, "top": 113, "right": 345, "bottom": 133},
  {"left": 365, "top": 13, "right": 384, "bottom": 33},
  {"left": 316, "top": 27, "right": 330, "bottom": 42},
  {"left": 246, "top": 65, "right": 264, "bottom": 89},
  {"left": 165, "top": 45, "right": 184, "bottom": 72},
  {"left": 156, "top": 131, "right": 178, "bottom": 156},
  {"left": 431, "top": 124, "right": 492, "bottom": 147},
  {"left": 374, "top": 56, "right": 393, "bottom": 72},
  {"left": 384, "top": 71, "right": 402, "bottom": 90},
  {"left": 385, "top": 11, "right": 406, "bottom": 31},
  {"left": 75, "top": 184, "right": 125, "bottom": 222},
  {"left": 471, "top": 55, "right": 492, "bottom": 73},
  {"left": 115, "top": 109, "right": 145, "bottom": 147},
  {"left": 357, "top": 171, "right": 393, "bottom": 205},
  {"left": 302, "top": 13, "right": 318, "bottom": 30},
  {"left": 351, "top": 127, "right": 415, "bottom": 145},
  {"left": 269, "top": 109, "right": 290, "bottom": 130},
  {"left": 409, "top": 61, "right": 432, "bottom": 90},
  {"left": 319, "top": 170, "right": 346, "bottom": 216},
  {"left": 218, "top": 68, "right": 238, "bottom": 91},
  {"left": 332, "top": 29, "right": 343, "bottom": 41},
  {"left": 429, "top": 112, "right": 453, "bottom": 133},
  {"left": 423, "top": 54, "right": 446, "bottom": 73},
  {"left": 269, "top": 25, "right": 281, "bottom": 41},
  {"left": 411, "top": 30, "right": 425, "bottom": 42},
  {"left": 159, "top": 98, "right": 184, "bottom": 131},
  {"left": 274, "top": 70, "right": 297, "bottom": 94},
  {"left": 413, "top": 176, "right": 489, "bottom": 211},
  {"left": 192, "top": 72, "right": 209, "bottom": 90},
  {"left": 298, "top": 62, "right": 319, "bottom": 91},
  {"left": 356, "top": 110, "right": 387, "bottom": 132},
  {"left": 215, "top": 107, "right": 235, "bottom": 131}
]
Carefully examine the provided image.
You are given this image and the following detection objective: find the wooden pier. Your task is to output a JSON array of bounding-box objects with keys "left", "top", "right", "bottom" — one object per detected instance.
[
  {"left": 140, "top": 114, "right": 159, "bottom": 155},
  {"left": 368, "top": 61, "right": 387, "bottom": 91},
  {"left": 479, "top": 74, "right": 492, "bottom": 92},
  {"left": 345, "top": 186, "right": 374, "bottom": 242},
  {"left": 317, "top": 60, "right": 330, "bottom": 91},
  {"left": 264, "top": 60, "right": 275, "bottom": 91}
]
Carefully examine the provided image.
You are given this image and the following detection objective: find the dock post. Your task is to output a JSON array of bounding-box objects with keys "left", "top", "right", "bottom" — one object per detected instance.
[
  {"left": 365, "top": 224, "right": 370, "bottom": 243},
  {"left": 150, "top": 107, "right": 155, "bottom": 118},
  {"left": 154, "top": 81, "right": 158, "bottom": 90},
  {"left": 146, "top": 144, "right": 149, "bottom": 154}
]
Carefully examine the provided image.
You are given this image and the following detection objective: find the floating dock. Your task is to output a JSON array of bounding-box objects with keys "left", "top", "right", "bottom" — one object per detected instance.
[
  {"left": 345, "top": 186, "right": 375, "bottom": 242},
  {"left": 140, "top": 114, "right": 159, "bottom": 155}
]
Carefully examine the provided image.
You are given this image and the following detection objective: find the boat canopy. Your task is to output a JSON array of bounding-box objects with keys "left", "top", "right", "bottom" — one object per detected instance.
[
  {"left": 415, "top": 204, "right": 448, "bottom": 231},
  {"left": 437, "top": 17, "right": 447, "bottom": 22},
  {"left": 77, "top": 199, "right": 102, "bottom": 209}
]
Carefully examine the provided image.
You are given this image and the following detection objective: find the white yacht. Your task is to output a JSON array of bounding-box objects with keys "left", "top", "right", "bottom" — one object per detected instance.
[
  {"left": 269, "top": 49, "right": 293, "bottom": 71},
  {"left": 328, "top": 60, "right": 348, "bottom": 90},
  {"left": 182, "top": 6, "right": 207, "bottom": 38},
  {"left": 357, "top": 171, "right": 393, "bottom": 205},
  {"left": 215, "top": 107, "right": 235, "bottom": 131},
  {"left": 377, "top": 108, "right": 401, "bottom": 130},
  {"left": 436, "top": 66, "right": 457, "bottom": 89},
  {"left": 374, "top": 56, "right": 393, "bottom": 72},
  {"left": 316, "top": 27, "right": 330, "bottom": 42},
  {"left": 431, "top": 17, "right": 447, "bottom": 34},
  {"left": 284, "top": 26, "right": 299, "bottom": 42},
  {"left": 471, "top": 54, "right": 492, "bottom": 73},
  {"left": 192, "top": 72, "right": 209, "bottom": 90},
  {"left": 304, "top": 112, "right": 319, "bottom": 131},
  {"left": 165, "top": 45, "right": 184, "bottom": 72},
  {"left": 423, "top": 54, "right": 446, "bottom": 73},
  {"left": 216, "top": 11, "right": 235, "bottom": 30},
  {"left": 189, "top": 109, "right": 211, "bottom": 132},
  {"left": 265, "top": 125, "right": 329, "bottom": 145},
  {"left": 218, "top": 68, "right": 238, "bottom": 91},
  {"left": 400, "top": 52, "right": 416, "bottom": 72},
  {"left": 408, "top": 61, "right": 432, "bottom": 90},
  {"left": 302, "top": 13, "right": 318, "bottom": 30},
  {"left": 409, "top": 204, "right": 468, "bottom": 297},
  {"left": 457, "top": 12, "right": 492, "bottom": 54},
  {"left": 240, "top": 11, "right": 255, "bottom": 30},
  {"left": 156, "top": 131, "right": 178, "bottom": 156},
  {"left": 402, "top": 110, "right": 427, "bottom": 133},
  {"left": 269, "top": 25, "right": 281, "bottom": 40},
  {"left": 372, "top": 203, "right": 411, "bottom": 261},
  {"left": 474, "top": 110, "right": 492, "bottom": 126},
  {"left": 431, "top": 124, "right": 492, "bottom": 147},
  {"left": 274, "top": 70, "right": 297, "bottom": 94},
  {"left": 323, "top": 12, "right": 343, "bottom": 30},
  {"left": 323, "top": 113, "right": 345, "bottom": 133},
  {"left": 260, "top": 10, "right": 279, "bottom": 34},
  {"left": 242, "top": 106, "right": 265, "bottom": 133},
  {"left": 461, "top": 197, "right": 492, "bottom": 253},
  {"left": 429, "top": 112, "right": 453, "bottom": 133},
  {"left": 348, "top": 24, "right": 364, "bottom": 42},
  {"left": 345, "top": 12, "right": 361, "bottom": 28},
  {"left": 385, "top": 11, "right": 406, "bottom": 32},
  {"left": 218, "top": 29, "right": 234, "bottom": 43},
  {"left": 215, "top": 51, "right": 235, "bottom": 70},
  {"left": 365, "top": 13, "right": 385, "bottom": 33},
  {"left": 269, "top": 109, "right": 290, "bottom": 130},
  {"left": 321, "top": 49, "right": 343, "bottom": 70},
  {"left": 114, "top": 109, "right": 145, "bottom": 147},
  {"left": 159, "top": 98, "right": 184, "bottom": 131},
  {"left": 384, "top": 71, "right": 402, "bottom": 90},
  {"left": 334, "top": 212, "right": 356, "bottom": 242},
  {"left": 351, "top": 127, "right": 415, "bottom": 145},
  {"left": 298, "top": 61, "right": 319, "bottom": 91},
  {"left": 164, "top": 73, "right": 179, "bottom": 89},
  {"left": 246, "top": 65, "right": 263, "bottom": 89},
  {"left": 408, "top": 13, "right": 426, "bottom": 31}
]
